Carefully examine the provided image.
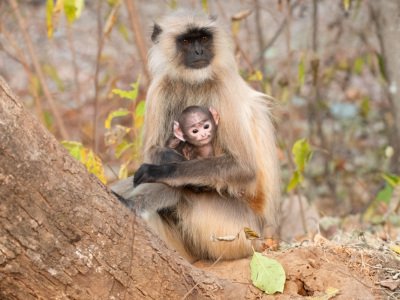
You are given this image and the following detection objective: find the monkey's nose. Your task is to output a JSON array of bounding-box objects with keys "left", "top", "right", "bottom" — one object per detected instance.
[{"left": 194, "top": 41, "right": 203, "bottom": 55}]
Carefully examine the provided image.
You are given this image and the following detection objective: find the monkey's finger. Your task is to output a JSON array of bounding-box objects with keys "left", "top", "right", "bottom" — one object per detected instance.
[
  {"left": 134, "top": 163, "right": 178, "bottom": 186},
  {"left": 133, "top": 164, "right": 151, "bottom": 186}
]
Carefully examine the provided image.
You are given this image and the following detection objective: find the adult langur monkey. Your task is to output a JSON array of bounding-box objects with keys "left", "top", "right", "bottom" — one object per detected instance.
[{"left": 111, "top": 10, "right": 280, "bottom": 261}]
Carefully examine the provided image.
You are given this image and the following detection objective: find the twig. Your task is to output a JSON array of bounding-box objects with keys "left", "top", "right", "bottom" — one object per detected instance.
[
  {"left": 253, "top": 0, "right": 300, "bottom": 66},
  {"left": 337, "top": 269, "right": 375, "bottom": 289},
  {"left": 368, "top": 1, "right": 400, "bottom": 174},
  {"left": 7, "top": 0, "right": 69, "bottom": 140},
  {"left": 254, "top": 0, "right": 265, "bottom": 70},
  {"left": 214, "top": 2, "right": 255, "bottom": 72},
  {"left": 283, "top": 0, "right": 294, "bottom": 107},
  {"left": 0, "top": 25, "right": 30, "bottom": 72},
  {"left": 296, "top": 189, "right": 308, "bottom": 234},
  {"left": 93, "top": 1, "right": 105, "bottom": 152},
  {"left": 124, "top": 0, "right": 150, "bottom": 84},
  {"left": 66, "top": 24, "right": 82, "bottom": 107},
  {"left": 284, "top": 144, "right": 308, "bottom": 234}
]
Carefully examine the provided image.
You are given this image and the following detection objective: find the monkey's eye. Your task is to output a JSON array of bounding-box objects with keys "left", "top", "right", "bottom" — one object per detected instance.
[
  {"left": 204, "top": 124, "right": 210, "bottom": 129},
  {"left": 201, "top": 36, "right": 208, "bottom": 42},
  {"left": 182, "top": 39, "right": 189, "bottom": 45},
  {"left": 192, "top": 129, "right": 199, "bottom": 134}
]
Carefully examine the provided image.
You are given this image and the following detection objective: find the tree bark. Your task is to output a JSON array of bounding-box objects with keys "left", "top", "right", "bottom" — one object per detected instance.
[
  {"left": 0, "top": 76, "right": 249, "bottom": 299},
  {"left": 369, "top": 0, "right": 400, "bottom": 172}
]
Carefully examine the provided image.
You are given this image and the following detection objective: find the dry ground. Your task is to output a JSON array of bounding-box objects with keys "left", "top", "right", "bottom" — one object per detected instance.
[{"left": 195, "top": 235, "right": 400, "bottom": 299}]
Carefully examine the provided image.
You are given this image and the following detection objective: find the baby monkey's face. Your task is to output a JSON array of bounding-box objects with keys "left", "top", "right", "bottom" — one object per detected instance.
[{"left": 182, "top": 112, "right": 215, "bottom": 147}]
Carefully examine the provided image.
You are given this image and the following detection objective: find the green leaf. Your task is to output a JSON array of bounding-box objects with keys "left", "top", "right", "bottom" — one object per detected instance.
[
  {"left": 292, "top": 138, "right": 312, "bottom": 172},
  {"left": 250, "top": 252, "right": 286, "bottom": 294},
  {"left": 62, "top": 141, "right": 106, "bottom": 184},
  {"left": 118, "top": 162, "right": 129, "bottom": 179},
  {"left": 168, "top": 0, "right": 177, "bottom": 9},
  {"left": 298, "top": 55, "right": 305, "bottom": 87},
  {"left": 287, "top": 170, "right": 303, "bottom": 192},
  {"left": 309, "top": 287, "right": 340, "bottom": 300},
  {"left": 134, "top": 100, "right": 146, "bottom": 130},
  {"left": 135, "top": 100, "right": 145, "bottom": 116},
  {"left": 64, "top": 0, "right": 84, "bottom": 23},
  {"left": 107, "top": 0, "right": 120, "bottom": 6},
  {"left": 248, "top": 70, "right": 263, "bottom": 82},
  {"left": 115, "top": 140, "right": 135, "bottom": 159},
  {"left": 43, "top": 111, "right": 54, "bottom": 129},
  {"left": 105, "top": 108, "right": 131, "bottom": 129},
  {"left": 118, "top": 23, "right": 130, "bottom": 42},
  {"left": 43, "top": 64, "right": 64, "bottom": 91},
  {"left": 343, "top": 0, "right": 350, "bottom": 11},
  {"left": 46, "top": 0, "right": 54, "bottom": 38},
  {"left": 382, "top": 173, "right": 400, "bottom": 187},
  {"left": 112, "top": 78, "right": 140, "bottom": 101},
  {"left": 359, "top": 97, "right": 370, "bottom": 118},
  {"left": 376, "top": 184, "right": 393, "bottom": 203},
  {"left": 201, "top": 0, "right": 208, "bottom": 12},
  {"left": 61, "top": 140, "right": 83, "bottom": 160},
  {"left": 353, "top": 56, "right": 364, "bottom": 75},
  {"left": 85, "top": 150, "right": 107, "bottom": 184},
  {"left": 376, "top": 53, "right": 387, "bottom": 81}
]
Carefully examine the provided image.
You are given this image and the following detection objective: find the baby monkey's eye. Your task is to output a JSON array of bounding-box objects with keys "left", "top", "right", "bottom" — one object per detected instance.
[
  {"left": 204, "top": 124, "right": 210, "bottom": 129},
  {"left": 192, "top": 129, "right": 199, "bottom": 134}
]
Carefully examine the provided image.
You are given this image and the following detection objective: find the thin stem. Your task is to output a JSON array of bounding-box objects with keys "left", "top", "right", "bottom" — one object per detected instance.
[
  {"left": 124, "top": 0, "right": 150, "bottom": 84},
  {"left": 8, "top": 0, "right": 69, "bottom": 140},
  {"left": 254, "top": 0, "right": 265, "bottom": 71},
  {"left": 93, "top": 1, "right": 105, "bottom": 153},
  {"left": 66, "top": 23, "right": 82, "bottom": 107}
]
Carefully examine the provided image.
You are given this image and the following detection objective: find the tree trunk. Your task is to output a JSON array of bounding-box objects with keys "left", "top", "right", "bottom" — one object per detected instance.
[
  {"left": 0, "top": 76, "right": 249, "bottom": 299},
  {"left": 369, "top": 0, "right": 400, "bottom": 172}
]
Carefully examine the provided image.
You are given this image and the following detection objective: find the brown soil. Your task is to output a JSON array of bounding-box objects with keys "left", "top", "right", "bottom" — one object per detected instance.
[{"left": 195, "top": 236, "right": 400, "bottom": 299}]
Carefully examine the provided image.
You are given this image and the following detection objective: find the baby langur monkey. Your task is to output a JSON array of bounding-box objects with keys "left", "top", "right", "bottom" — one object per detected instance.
[{"left": 168, "top": 106, "right": 219, "bottom": 160}]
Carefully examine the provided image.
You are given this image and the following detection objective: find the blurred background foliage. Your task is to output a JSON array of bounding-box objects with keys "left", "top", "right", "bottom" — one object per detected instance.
[{"left": 1, "top": 0, "right": 399, "bottom": 238}]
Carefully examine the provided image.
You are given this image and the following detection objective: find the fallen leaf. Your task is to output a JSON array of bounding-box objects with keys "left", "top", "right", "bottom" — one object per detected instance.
[
  {"left": 250, "top": 252, "right": 285, "bottom": 294},
  {"left": 307, "top": 287, "right": 340, "bottom": 300}
]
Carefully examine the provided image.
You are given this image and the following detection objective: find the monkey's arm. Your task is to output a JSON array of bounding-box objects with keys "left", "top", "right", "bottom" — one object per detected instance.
[
  {"left": 110, "top": 147, "right": 188, "bottom": 210},
  {"left": 134, "top": 154, "right": 255, "bottom": 194},
  {"left": 110, "top": 177, "right": 182, "bottom": 212},
  {"left": 150, "top": 146, "right": 186, "bottom": 164}
]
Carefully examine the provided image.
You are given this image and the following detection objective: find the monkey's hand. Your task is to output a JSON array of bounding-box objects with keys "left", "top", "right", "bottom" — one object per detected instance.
[{"left": 133, "top": 163, "right": 177, "bottom": 187}]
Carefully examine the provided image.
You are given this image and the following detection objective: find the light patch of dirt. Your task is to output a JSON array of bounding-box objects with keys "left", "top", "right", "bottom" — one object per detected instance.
[{"left": 195, "top": 237, "right": 400, "bottom": 299}]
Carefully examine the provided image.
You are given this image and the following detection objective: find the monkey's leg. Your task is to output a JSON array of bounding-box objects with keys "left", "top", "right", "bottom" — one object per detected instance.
[
  {"left": 144, "top": 208, "right": 195, "bottom": 262},
  {"left": 180, "top": 193, "right": 264, "bottom": 260}
]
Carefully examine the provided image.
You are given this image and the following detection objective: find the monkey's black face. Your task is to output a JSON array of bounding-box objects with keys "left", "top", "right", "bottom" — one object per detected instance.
[{"left": 176, "top": 28, "right": 214, "bottom": 69}]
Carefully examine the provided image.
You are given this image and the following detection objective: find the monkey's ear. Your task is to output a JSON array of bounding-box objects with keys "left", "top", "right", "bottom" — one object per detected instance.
[
  {"left": 173, "top": 121, "right": 186, "bottom": 141},
  {"left": 209, "top": 107, "right": 219, "bottom": 125},
  {"left": 151, "top": 23, "right": 162, "bottom": 43}
]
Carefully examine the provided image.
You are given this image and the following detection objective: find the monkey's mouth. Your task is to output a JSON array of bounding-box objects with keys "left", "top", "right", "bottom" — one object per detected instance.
[
  {"left": 197, "top": 136, "right": 211, "bottom": 145},
  {"left": 189, "top": 60, "right": 210, "bottom": 69}
]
